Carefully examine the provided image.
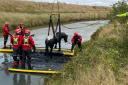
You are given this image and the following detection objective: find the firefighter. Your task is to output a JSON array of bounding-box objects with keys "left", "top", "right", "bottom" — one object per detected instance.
[
  {"left": 71, "top": 32, "right": 82, "bottom": 52},
  {"left": 22, "top": 29, "right": 36, "bottom": 69},
  {"left": 2, "top": 22, "right": 10, "bottom": 48},
  {"left": 11, "top": 29, "right": 22, "bottom": 68},
  {"left": 15, "top": 23, "right": 26, "bottom": 61}
]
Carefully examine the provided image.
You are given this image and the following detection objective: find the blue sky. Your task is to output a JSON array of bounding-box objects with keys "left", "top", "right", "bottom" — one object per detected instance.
[{"left": 26, "top": 0, "right": 122, "bottom": 6}]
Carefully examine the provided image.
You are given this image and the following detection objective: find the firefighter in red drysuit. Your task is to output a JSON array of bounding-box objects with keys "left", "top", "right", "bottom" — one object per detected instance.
[
  {"left": 21, "top": 29, "right": 36, "bottom": 69},
  {"left": 15, "top": 23, "right": 26, "bottom": 61},
  {"left": 71, "top": 32, "right": 82, "bottom": 52},
  {"left": 2, "top": 22, "right": 10, "bottom": 48},
  {"left": 11, "top": 29, "right": 22, "bottom": 68}
]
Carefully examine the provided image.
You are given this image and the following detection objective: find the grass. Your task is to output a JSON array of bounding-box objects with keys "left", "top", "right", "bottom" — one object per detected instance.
[
  {"left": 0, "top": 0, "right": 111, "bottom": 13},
  {"left": 46, "top": 22, "right": 128, "bottom": 85},
  {"left": 0, "top": 12, "right": 109, "bottom": 33},
  {"left": 0, "top": 0, "right": 110, "bottom": 33}
]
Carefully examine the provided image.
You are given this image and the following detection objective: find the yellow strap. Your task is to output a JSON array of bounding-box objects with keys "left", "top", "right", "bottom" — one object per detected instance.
[{"left": 8, "top": 68, "right": 61, "bottom": 74}]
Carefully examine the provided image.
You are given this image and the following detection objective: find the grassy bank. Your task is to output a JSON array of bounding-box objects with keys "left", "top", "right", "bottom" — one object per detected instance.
[
  {"left": 46, "top": 1, "right": 128, "bottom": 85},
  {"left": 0, "top": 0, "right": 110, "bottom": 13},
  {"left": 0, "top": 0, "right": 110, "bottom": 33},
  {"left": 47, "top": 21, "right": 128, "bottom": 85},
  {"left": 0, "top": 12, "right": 108, "bottom": 33}
]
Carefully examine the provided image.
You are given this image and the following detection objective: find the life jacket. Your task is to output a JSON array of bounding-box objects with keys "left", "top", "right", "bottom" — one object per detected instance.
[
  {"left": 22, "top": 36, "right": 31, "bottom": 50},
  {"left": 23, "top": 36, "right": 30, "bottom": 46},
  {"left": 71, "top": 35, "right": 82, "bottom": 44},
  {"left": 23, "top": 37, "right": 29, "bottom": 45},
  {"left": 22, "top": 35, "right": 35, "bottom": 51},
  {"left": 12, "top": 35, "right": 21, "bottom": 49},
  {"left": 13, "top": 36, "right": 19, "bottom": 45}
]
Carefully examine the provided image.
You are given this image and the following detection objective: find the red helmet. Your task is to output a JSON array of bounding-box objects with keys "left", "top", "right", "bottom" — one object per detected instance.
[
  {"left": 25, "top": 29, "right": 30, "bottom": 35},
  {"left": 15, "top": 28, "right": 21, "bottom": 34},
  {"left": 74, "top": 32, "right": 79, "bottom": 36}
]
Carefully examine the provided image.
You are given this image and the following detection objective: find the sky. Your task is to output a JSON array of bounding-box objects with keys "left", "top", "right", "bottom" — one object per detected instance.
[{"left": 26, "top": 0, "right": 123, "bottom": 6}]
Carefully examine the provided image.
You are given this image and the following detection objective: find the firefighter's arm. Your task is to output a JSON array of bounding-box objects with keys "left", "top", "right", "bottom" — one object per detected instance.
[
  {"left": 30, "top": 36, "right": 36, "bottom": 52},
  {"left": 10, "top": 36, "right": 13, "bottom": 45},
  {"left": 79, "top": 35, "right": 82, "bottom": 42}
]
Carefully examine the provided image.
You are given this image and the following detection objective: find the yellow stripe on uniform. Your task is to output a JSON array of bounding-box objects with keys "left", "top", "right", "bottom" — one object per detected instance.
[{"left": 8, "top": 68, "right": 61, "bottom": 74}]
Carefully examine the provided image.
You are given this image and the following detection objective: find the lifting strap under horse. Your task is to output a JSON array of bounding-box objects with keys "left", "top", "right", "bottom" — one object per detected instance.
[
  {"left": 55, "top": 14, "right": 61, "bottom": 51},
  {"left": 47, "top": 14, "right": 61, "bottom": 51},
  {"left": 48, "top": 15, "right": 55, "bottom": 37}
]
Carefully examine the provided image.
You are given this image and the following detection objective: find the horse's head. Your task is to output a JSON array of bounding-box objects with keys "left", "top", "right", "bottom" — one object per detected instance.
[
  {"left": 56, "top": 32, "right": 68, "bottom": 43},
  {"left": 63, "top": 34, "right": 68, "bottom": 42}
]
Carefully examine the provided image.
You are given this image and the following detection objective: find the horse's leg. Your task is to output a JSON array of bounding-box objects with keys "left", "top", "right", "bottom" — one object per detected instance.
[
  {"left": 58, "top": 40, "right": 61, "bottom": 51},
  {"left": 50, "top": 45, "right": 53, "bottom": 59},
  {"left": 54, "top": 43, "right": 57, "bottom": 49},
  {"left": 45, "top": 44, "right": 49, "bottom": 56}
]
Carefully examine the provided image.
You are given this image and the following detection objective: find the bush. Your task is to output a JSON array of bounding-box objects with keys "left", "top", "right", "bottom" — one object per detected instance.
[{"left": 110, "top": 1, "right": 128, "bottom": 23}]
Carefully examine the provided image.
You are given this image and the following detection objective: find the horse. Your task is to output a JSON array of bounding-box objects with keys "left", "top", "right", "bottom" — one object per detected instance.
[{"left": 45, "top": 32, "right": 68, "bottom": 55}]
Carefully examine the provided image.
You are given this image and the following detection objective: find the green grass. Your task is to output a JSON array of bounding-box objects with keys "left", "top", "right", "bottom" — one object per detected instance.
[
  {"left": 0, "top": 0, "right": 111, "bottom": 13},
  {"left": 46, "top": 22, "right": 128, "bottom": 85},
  {"left": 0, "top": 12, "right": 109, "bottom": 33},
  {"left": 0, "top": 0, "right": 110, "bottom": 33}
]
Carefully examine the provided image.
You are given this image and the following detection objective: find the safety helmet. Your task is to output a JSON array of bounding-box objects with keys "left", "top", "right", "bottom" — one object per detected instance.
[
  {"left": 24, "top": 29, "right": 30, "bottom": 36},
  {"left": 74, "top": 32, "right": 79, "bottom": 36},
  {"left": 15, "top": 29, "right": 21, "bottom": 35}
]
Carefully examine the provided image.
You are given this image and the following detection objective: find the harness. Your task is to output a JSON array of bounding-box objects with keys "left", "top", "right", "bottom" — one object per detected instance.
[
  {"left": 13, "top": 35, "right": 19, "bottom": 45},
  {"left": 48, "top": 14, "right": 62, "bottom": 51},
  {"left": 23, "top": 36, "right": 29, "bottom": 45}
]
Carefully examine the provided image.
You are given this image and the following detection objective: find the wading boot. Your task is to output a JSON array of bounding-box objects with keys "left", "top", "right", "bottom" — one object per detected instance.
[
  {"left": 19, "top": 61, "right": 25, "bottom": 69},
  {"left": 12, "top": 61, "right": 19, "bottom": 68}
]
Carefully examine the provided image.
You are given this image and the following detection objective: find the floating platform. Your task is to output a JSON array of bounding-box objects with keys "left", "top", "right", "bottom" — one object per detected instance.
[
  {"left": 0, "top": 47, "right": 74, "bottom": 56},
  {"left": 8, "top": 68, "right": 61, "bottom": 74}
]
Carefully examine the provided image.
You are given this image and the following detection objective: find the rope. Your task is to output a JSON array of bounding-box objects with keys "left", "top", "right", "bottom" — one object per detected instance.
[
  {"left": 47, "top": 0, "right": 61, "bottom": 36},
  {"left": 61, "top": 22, "right": 100, "bottom": 29}
]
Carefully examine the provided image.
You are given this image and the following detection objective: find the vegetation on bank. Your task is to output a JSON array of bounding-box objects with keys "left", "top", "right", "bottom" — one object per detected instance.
[
  {"left": 0, "top": 0, "right": 110, "bottom": 13},
  {"left": 0, "top": 12, "right": 108, "bottom": 29},
  {"left": 46, "top": 1, "right": 128, "bottom": 85},
  {"left": 47, "top": 22, "right": 128, "bottom": 85},
  {"left": 0, "top": 0, "right": 110, "bottom": 33}
]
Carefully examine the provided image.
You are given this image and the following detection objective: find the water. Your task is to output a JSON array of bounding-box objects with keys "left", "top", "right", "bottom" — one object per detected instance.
[{"left": 0, "top": 20, "right": 109, "bottom": 85}]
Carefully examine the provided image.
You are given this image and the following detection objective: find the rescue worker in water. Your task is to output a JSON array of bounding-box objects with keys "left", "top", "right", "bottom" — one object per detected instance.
[
  {"left": 11, "top": 29, "right": 22, "bottom": 68},
  {"left": 2, "top": 22, "right": 10, "bottom": 48},
  {"left": 21, "top": 29, "right": 36, "bottom": 69},
  {"left": 71, "top": 32, "right": 82, "bottom": 52}
]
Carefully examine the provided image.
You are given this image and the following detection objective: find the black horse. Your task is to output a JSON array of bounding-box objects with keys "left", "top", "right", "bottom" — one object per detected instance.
[{"left": 45, "top": 32, "right": 68, "bottom": 55}]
